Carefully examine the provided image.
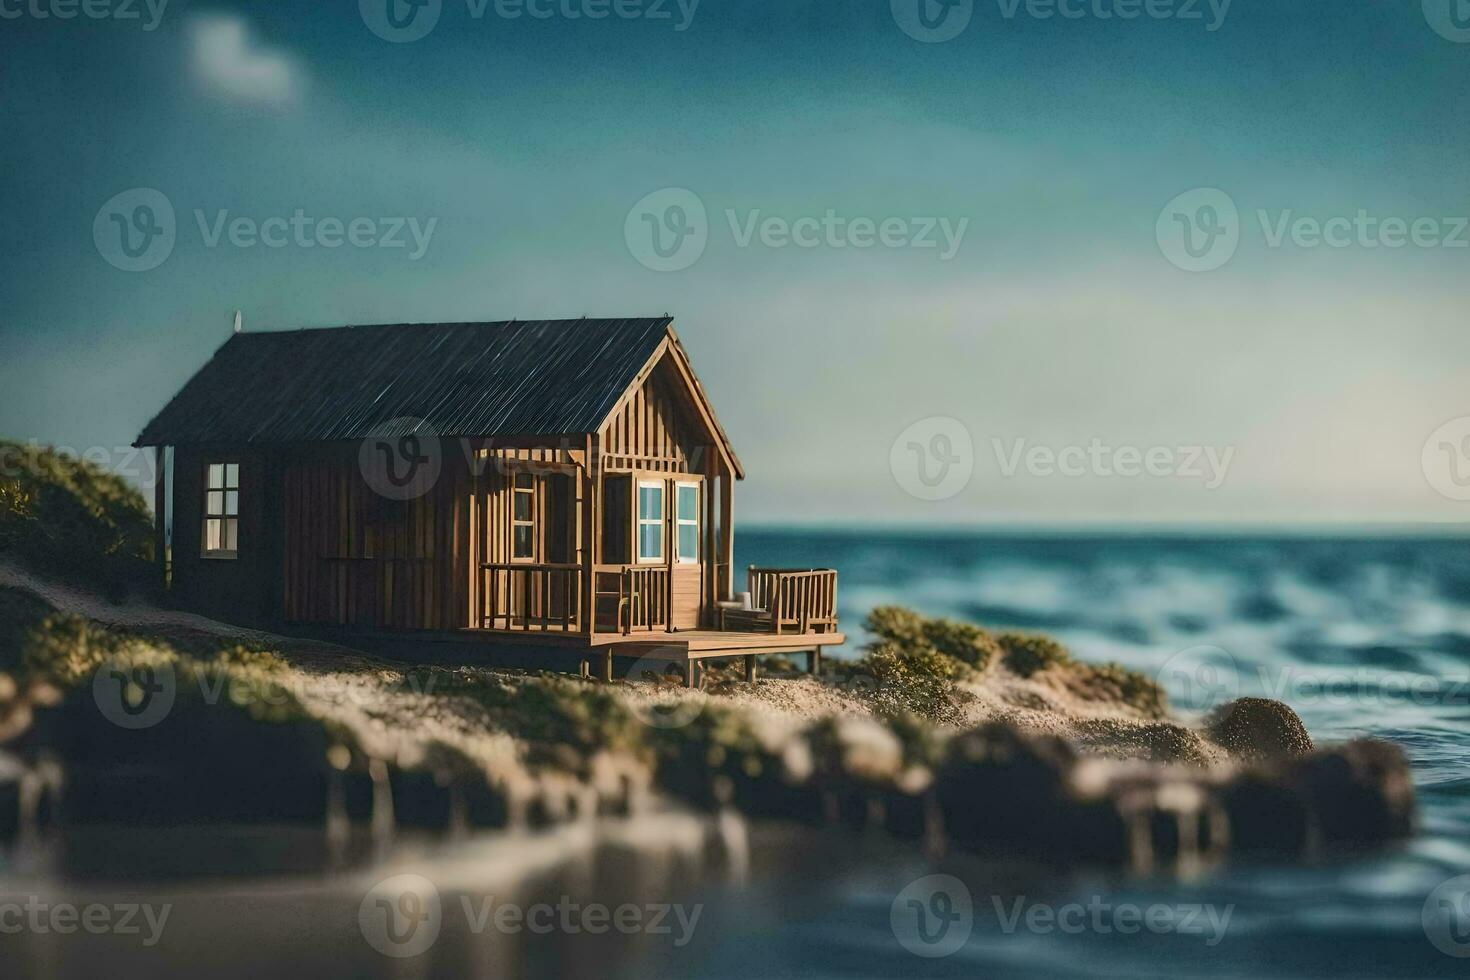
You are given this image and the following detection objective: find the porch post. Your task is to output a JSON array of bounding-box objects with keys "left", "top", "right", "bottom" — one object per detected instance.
[
  {"left": 719, "top": 465, "right": 735, "bottom": 602},
  {"left": 703, "top": 457, "right": 717, "bottom": 623},
  {"left": 582, "top": 434, "right": 598, "bottom": 638},
  {"left": 153, "top": 446, "right": 168, "bottom": 590}
]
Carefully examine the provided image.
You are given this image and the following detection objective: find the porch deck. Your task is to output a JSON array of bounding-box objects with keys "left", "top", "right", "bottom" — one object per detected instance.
[
  {"left": 461, "top": 622, "right": 845, "bottom": 685},
  {"left": 462, "top": 624, "right": 846, "bottom": 661}
]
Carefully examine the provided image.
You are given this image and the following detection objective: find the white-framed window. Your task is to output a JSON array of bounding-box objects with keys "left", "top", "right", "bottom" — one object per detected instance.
[
  {"left": 203, "top": 462, "right": 239, "bottom": 558},
  {"left": 675, "top": 481, "right": 699, "bottom": 564},
  {"left": 512, "top": 472, "right": 536, "bottom": 560},
  {"left": 637, "top": 480, "right": 664, "bottom": 563}
]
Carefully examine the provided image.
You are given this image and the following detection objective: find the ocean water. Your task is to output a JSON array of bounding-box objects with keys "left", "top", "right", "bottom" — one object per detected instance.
[
  {"left": 8, "top": 532, "right": 1470, "bottom": 979},
  {"left": 696, "top": 529, "right": 1470, "bottom": 979}
]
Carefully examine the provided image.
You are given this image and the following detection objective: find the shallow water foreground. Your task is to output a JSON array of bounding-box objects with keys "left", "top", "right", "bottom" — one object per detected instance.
[{"left": 1, "top": 812, "right": 1462, "bottom": 980}]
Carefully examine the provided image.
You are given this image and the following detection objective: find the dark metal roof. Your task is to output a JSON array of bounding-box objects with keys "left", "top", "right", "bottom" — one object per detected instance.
[{"left": 136, "top": 318, "right": 674, "bottom": 446}]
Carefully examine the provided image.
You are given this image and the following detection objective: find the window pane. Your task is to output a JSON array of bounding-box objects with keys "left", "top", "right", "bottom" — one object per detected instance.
[
  {"left": 639, "top": 524, "right": 663, "bottom": 560},
  {"left": 514, "top": 491, "right": 533, "bottom": 522},
  {"left": 225, "top": 490, "right": 238, "bottom": 516},
  {"left": 206, "top": 519, "right": 221, "bottom": 551},
  {"left": 513, "top": 525, "right": 534, "bottom": 559},
  {"left": 225, "top": 464, "right": 239, "bottom": 488},
  {"left": 678, "top": 524, "right": 698, "bottom": 561},
  {"left": 677, "top": 484, "right": 698, "bottom": 520},
  {"left": 224, "top": 519, "right": 238, "bottom": 552},
  {"left": 208, "top": 464, "right": 224, "bottom": 489},
  {"left": 207, "top": 491, "right": 223, "bottom": 516},
  {"left": 638, "top": 485, "right": 663, "bottom": 520},
  {"left": 514, "top": 473, "right": 533, "bottom": 490}
]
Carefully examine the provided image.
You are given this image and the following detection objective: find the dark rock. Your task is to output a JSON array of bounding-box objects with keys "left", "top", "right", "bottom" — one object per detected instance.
[
  {"left": 934, "top": 722, "right": 1083, "bottom": 854},
  {"left": 1207, "top": 698, "right": 1313, "bottom": 761},
  {"left": 1289, "top": 739, "right": 1415, "bottom": 845},
  {"left": 1219, "top": 737, "right": 1413, "bottom": 855},
  {"left": 1220, "top": 770, "right": 1310, "bottom": 856}
]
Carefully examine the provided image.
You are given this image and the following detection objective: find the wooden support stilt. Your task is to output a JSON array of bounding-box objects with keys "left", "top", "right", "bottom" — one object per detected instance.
[
  {"left": 683, "top": 661, "right": 704, "bottom": 689},
  {"left": 806, "top": 650, "right": 822, "bottom": 676},
  {"left": 601, "top": 651, "right": 614, "bottom": 683},
  {"left": 744, "top": 655, "right": 757, "bottom": 684}
]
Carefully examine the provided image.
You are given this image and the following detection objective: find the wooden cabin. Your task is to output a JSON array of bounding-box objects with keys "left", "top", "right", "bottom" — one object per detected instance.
[{"left": 135, "top": 318, "right": 842, "bottom": 683}]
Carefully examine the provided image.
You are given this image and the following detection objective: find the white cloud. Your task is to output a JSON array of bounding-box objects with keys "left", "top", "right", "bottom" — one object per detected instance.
[{"left": 189, "top": 14, "right": 301, "bottom": 107}]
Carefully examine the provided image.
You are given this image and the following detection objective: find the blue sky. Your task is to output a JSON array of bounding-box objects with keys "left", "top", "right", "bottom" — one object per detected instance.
[{"left": 1, "top": 0, "right": 1467, "bottom": 525}]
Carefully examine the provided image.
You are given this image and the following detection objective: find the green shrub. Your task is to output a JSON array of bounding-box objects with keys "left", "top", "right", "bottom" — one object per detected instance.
[
  {"left": 997, "top": 632, "right": 1073, "bottom": 677},
  {"left": 1088, "top": 662, "right": 1169, "bottom": 718},
  {"left": 851, "top": 642, "right": 960, "bottom": 722},
  {"left": 920, "top": 619, "right": 1002, "bottom": 672},
  {"left": 23, "top": 612, "right": 145, "bottom": 686},
  {"left": 0, "top": 440, "right": 155, "bottom": 597},
  {"left": 863, "top": 606, "right": 928, "bottom": 647},
  {"left": 864, "top": 606, "right": 1001, "bottom": 673}
]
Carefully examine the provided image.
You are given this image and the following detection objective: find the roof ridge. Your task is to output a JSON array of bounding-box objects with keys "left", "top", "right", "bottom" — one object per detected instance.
[{"left": 135, "top": 316, "right": 679, "bottom": 447}]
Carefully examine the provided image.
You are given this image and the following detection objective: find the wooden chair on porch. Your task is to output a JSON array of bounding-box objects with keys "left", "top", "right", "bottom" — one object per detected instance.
[{"left": 720, "top": 567, "right": 838, "bottom": 635}]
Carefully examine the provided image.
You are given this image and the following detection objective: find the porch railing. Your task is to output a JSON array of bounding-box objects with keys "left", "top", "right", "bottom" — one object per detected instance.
[
  {"left": 480, "top": 562, "right": 582, "bottom": 632},
  {"left": 743, "top": 567, "right": 839, "bottom": 635},
  {"left": 594, "top": 564, "right": 671, "bottom": 635}
]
